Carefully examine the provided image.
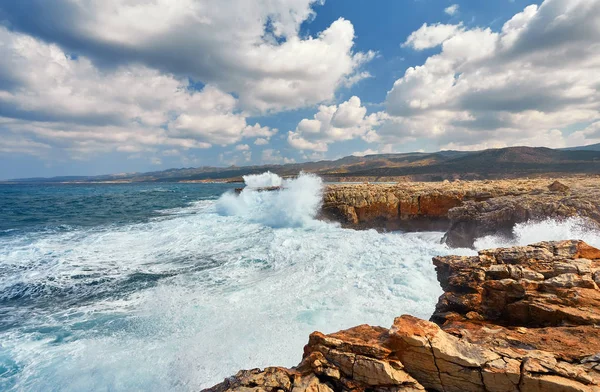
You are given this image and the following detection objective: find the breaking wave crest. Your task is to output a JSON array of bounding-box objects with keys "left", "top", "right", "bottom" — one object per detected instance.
[
  {"left": 216, "top": 172, "right": 324, "bottom": 227},
  {"left": 242, "top": 171, "right": 283, "bottom": 188},
  {"left": 474, "top": 217, "right": 600, "bottom": 250}
]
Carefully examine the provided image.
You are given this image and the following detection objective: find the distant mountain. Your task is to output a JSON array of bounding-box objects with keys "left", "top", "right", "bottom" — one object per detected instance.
[
  {"left": 6, "top": 146, "right": 600, "bottom": 183},
  {"left": 562, "top": 143, "right": 600, "bottom": 152}
]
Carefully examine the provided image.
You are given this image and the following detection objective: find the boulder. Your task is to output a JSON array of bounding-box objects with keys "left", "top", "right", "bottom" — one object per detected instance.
[{"left": 549, "top": 181, "right": 570, "bottom": 193}]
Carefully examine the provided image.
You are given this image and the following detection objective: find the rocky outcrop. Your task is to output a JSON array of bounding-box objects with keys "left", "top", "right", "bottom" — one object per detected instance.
[
  {"left": 322, "top": 178, "right": 600, "bottom": 248},
  {"left": 432, "top": 240, "right": 600, "bottom": 327},
  {"left": 548, "top": 181, "right": 570, "bottom": 193},
  {"left": 444, "top": 193, "right": 600, "bottom": 248},
  {"left": 204, "top": 241, "right": 600, "bottom": 392}
]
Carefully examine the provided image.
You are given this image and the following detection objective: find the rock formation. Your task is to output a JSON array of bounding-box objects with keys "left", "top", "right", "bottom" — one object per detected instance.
[
  {"left": 321, "top": 178, "right": 600, "bottom": 248},
  {"left": 204, "top": 240, "right": 600, "bottom": 392},
  {"left": 548, "top": 181, "right": 570, "bottom": 193}
]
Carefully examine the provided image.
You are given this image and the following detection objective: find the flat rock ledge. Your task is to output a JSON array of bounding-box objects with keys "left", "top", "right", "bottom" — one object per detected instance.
[
  {"left": 204, "top": 240, "right": 600, "bottom": 392},
  {"left": 320, "top": 178, "right": 600, "bottom": 248}
]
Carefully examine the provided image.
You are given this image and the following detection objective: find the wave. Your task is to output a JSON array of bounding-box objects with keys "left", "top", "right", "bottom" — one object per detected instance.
[
  {"left": 474, "top": 217, "right": 600, "bottom": 250},
  {"left": 242, "top": 171, "right": 283, "bottom": 188},
  {"left": 216, "top": 172, "right": 324, "bottom": 228},
  {"left": 5, "top": 175, "right": 600, "bottom": 391}
]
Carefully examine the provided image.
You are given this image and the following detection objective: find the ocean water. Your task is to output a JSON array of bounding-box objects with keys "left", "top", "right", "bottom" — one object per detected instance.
[{"left": 1, "top": 173, "right": 599, "bottom": 391}]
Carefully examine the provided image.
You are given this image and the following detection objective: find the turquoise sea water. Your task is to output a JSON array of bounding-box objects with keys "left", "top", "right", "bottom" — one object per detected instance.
[{"left": 1, "top": 175, "right": 598, "bottom": 391}]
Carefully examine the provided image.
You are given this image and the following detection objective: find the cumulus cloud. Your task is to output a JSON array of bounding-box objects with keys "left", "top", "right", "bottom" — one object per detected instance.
[
  {"left": 384, "top": 0, "right": 600, "bottom": 150},
  {"left": 402, "top": 23, "right": 464, "bottom": 50},
  {"left": 235, "top": 144, "right": 250, "bottom": 151},
  {"left": 254, "top": 138, "right": 270, "bottom": 146},
  {"left": 567, "top": 121, "right": 600, "bottom": 146},
  {"left": 445, "top": 4, "right": 460, "bottom": 16},
  {"left": 288, "top": 96, "right": 386, "bottom": 152},
  {"left": 0, "top": 0, "right": 373, "bottom": 113},
  {"left": 0, "top": 27, "right": 275, "bottom": 157},
  {"left": 351, "top": 144, "right": 393, "bottom": 157}
]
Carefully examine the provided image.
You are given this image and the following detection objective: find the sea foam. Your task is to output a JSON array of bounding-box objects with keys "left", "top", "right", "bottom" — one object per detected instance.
[
  {"left": 242, "top": 171, "right": 283, "bottom": 188},
  {"left": 2, "top": 176, "right": 600, "bottom": 391},
  {"left": 474, "top": 217, "right": 600, "bottom": 250},
  {"left": 216, "top": 172, "right": 323, "bottom": 227}
]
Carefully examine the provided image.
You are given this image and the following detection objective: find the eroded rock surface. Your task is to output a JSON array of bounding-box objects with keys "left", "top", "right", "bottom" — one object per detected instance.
[
  {"left": 204, "top": 241, "right": 600, "bottom": 392},
  {"left": 321, "top": 178, "right": 600, "bottom": 248}
]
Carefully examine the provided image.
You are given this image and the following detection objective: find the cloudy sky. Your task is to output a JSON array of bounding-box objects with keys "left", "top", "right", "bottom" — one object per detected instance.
[{"left": 0, "top": 0, "right": 599, "bottom": 179}]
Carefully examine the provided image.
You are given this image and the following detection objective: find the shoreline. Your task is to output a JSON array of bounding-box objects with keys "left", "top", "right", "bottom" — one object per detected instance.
[
  {"left": 204, "top": 177, "right": 600, "bottom": 391},
  {"left": 205, "top": 240, "right": 600, "bottom": 392},
  {"left": 321, "top": 177, "right": 600, "bottom": 248}
]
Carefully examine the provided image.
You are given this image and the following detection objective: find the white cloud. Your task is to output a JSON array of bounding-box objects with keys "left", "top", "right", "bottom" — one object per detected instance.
[
  {"left": 0, "top": 27, "right": 275, "bottom": 157},
  {"left": 288, "top": 96, "right": 386, "bottom": 152},
  {"left": 0, "top": 1, "right": 373, "bottom": 113},
  {"left": 254, "top": 138, "right": 270, "bottom": 146},
  {"left": 235, "top": 144, "right": 250, "bottom": 151},
  {"left": 402, "top": 23, "right": 464, "bottom": 50},
  {"left": 0, "top": 135, "right": 52, "bottom": 155},
  {"left": 383, "top": 0, "right": 600, "bottom": 150},
  {"left": 445, "top": 4, "right": 460, "bottom": 16},
  {"left": 567, "top": 121, "right": 600, "bottom": 146},
  {"left": 352, "top": 144, "right": 394, "bottom": 157},
  {"left": 352, "top": 148, "right": 379, "bottom": 157}
]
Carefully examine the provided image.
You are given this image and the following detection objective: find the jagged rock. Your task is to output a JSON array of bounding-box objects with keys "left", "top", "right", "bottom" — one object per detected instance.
[
  {"left": 432, "top": 240, "right": 600, "bottom": 327},
  {"left": 204, "top": 241, "right": 600, "bottom": 392},
  {"left": 549, "top": 181, "right": 570, "bottom": 193},
  {"left": 206, "top": 367, "right": 296, "bottom": 392},
  {"left": 444, "top": 195, "right": 600, "bottom": 248}
]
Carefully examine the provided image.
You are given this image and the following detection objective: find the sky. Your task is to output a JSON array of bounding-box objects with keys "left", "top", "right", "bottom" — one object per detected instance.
[{"left": 0, "top": 0, "right": 599, "bottom": 179}]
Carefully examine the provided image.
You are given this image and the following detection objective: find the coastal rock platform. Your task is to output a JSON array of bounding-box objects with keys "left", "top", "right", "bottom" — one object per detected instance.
[
  {"left": 204, "top": 240, "right": 600, "bottom": 392},
  {"left": 321, "top": 177, "right": 600, "bottom": 248}
]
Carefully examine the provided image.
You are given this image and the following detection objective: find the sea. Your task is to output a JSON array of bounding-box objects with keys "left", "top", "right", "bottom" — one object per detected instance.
[{"left": 1, "top": 172, "right": 599, "bottom": 391}]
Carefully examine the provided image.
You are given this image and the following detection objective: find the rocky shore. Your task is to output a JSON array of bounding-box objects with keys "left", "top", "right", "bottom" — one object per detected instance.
[
  {"left": 204, "top": 240, "right": 600, "bottom": 392},
  {"left": 321, "top": 177, "right": 600, "bottom": 248}
]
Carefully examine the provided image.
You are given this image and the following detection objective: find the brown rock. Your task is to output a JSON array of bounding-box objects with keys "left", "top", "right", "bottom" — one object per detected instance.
[
  {"left": 549, "top": 181, "right": 570, "bottom": 193},
  {"left": 432, "top": 241, "right": 600, "bottom": 328},
  {"left": 322, "top": 178, "right": 600, "bottom": 248}
]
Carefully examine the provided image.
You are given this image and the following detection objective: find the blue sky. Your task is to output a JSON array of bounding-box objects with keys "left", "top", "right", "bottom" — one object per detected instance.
[{"left": 0, "top": 0, "right": 599, "bottom": 179}]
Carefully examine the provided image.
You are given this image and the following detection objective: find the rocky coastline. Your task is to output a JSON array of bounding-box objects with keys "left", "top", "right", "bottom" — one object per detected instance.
[
  {"left": 204, "top": 240, "right": 600, "bottom": 392},
  {"left": 204, "top": 178, "right": 600, "bottom": 392},
  {"left": 321, "top": 177, "right": 600, "bottom": 248}
]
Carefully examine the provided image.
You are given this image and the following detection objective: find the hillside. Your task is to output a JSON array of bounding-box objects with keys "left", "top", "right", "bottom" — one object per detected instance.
[{"left": 7, "top": 146, "right": 600, "bottom": 183}]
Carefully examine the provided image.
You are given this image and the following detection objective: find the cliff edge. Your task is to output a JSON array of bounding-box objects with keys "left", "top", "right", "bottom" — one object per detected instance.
[
  {"left": 321, "top": 178, "right": 600, "bottom": 248},
  {"left": 204, "top": 240, "right": 600, "bottom": 392}
]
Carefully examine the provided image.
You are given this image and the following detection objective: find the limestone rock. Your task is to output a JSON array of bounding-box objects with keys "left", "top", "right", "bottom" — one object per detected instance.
[
  {"left": 432, "top": 240, "right": 600, "bottom": 328},
  {"left": 321, "top": 178, "right": 600, "bottom": 248}
]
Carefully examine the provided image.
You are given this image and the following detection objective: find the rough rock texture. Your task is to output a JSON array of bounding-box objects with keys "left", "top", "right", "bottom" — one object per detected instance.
[
  {"left": 321, "top": 178, "right": 600, "bottom": 248},
  {"left": 204, "top": 241, "right": 600, "bottom": 392},
  {"left": 432, "top": 240, "right": 600, "bottom": 327}
]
